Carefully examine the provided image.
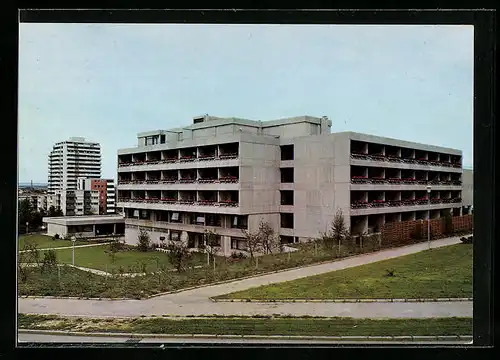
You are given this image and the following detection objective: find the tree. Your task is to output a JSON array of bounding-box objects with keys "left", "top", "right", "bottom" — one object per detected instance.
[
  {"left": 40, "top": 250, "right": 58, "bottom": 274},
  {"left": 203, "top": 230, "right": 221, "bottom": 266},
  {"left": 321, "top": 209, "right": 350, "bottom": 254},
  {"left": 137, "top": 228, "right": 151, "bottom": 252},
  {"left": 18, "top": 240, "right": 41, "bottom": 282},
  {"left": 258, "top": 221, "right": 280, "bottom": 255},
  {"left": 241, "top": 220, "right": 278, "bottom": 266},
  {"left": 18, "top": 199, "right": 34, "bottom": 234},
  {"left": 47, "top": 206, "right": 63, "bottom": 217},
  {"left": 242, "top": 229, "right": 262, "bottom": 261},
  {"left": 166, "top": 242, "right": 191, "bottom": 272}
]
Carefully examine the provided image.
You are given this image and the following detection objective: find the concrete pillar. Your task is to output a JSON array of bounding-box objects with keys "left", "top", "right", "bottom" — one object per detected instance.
[
  {"left": 92, "top": 224, "right": 96, "bottom": 237},
  {"left": 375, "top": 214, "right": 385, "bottom": 232},
  {"left": 393, "top": 213, "right": 402, "bottom": 222},
  {"left": 221, "top": 236, "right": 231, "bottom": 256},
  {"left": 180, "top": 231, "right": 189, "bottom": 246},
  {"left": 113, "top": 223, "right": 116, "bottom": 234}
]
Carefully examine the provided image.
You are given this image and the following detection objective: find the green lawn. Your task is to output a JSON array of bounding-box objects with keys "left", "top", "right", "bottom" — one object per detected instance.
[
  {"left": 40, "top": 245, "right": 209, "bottom": 273},
  {"left": 18, "top": 235, "right": 89, "bottom": 249},
  {"left": 18, "top": 314, "right": 472, "bottom": 337},
  {"left": 215, "top": 244, "right": 473, "bottom": 300}
]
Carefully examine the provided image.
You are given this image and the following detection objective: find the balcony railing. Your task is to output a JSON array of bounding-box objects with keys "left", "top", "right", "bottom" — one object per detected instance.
[
  {"left": 350, "top": 197, "right": 462, "bottom": 209},
  {"left": 179, "top": 178, "right": 196, "bottom": 183},
  {"left": 197, "top": 199, "right": 217, "bottom": 206},
  {"left": 119, "top": 177, "right": 240, "bottom": 185},
  {"left": 179, "top": 155, "right": 196, "bottom": 162},
  {"left": 198, "top": 154, "right": 216, "bottom": 161},
  {"left": 219, "top": 152, "right": 238, "bottom": 160},
  {"left": 350, "top": 177, "right": 462, "bottom": 186},
  {"left": 219, "top": 199, "right": 239, "bottom": 207},
  {"left": 219, "top": 176, "right": 239, "bottom": 183},
  {"left": 350, "top": 153, "right": 462, "bottom": 168},
  {"left": 119, "top": 153, "right": 240, "bottom": 167},
  {"left": 198, "top": 178, "right": 217, "bottom": 183}
]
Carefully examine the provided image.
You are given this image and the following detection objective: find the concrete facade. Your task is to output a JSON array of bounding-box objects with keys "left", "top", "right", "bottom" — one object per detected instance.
[
  {"left": 48, "top": 137, "right": 101, "bottom": 211},
  {"left": 43, "top": 215, "right": 125, "bottom": 238},
  {"left": 117, "top": 115, "right": 465, "bottom": 255},
  {"left": 78, "top": 177, "right": 116, "bottom": 214}
]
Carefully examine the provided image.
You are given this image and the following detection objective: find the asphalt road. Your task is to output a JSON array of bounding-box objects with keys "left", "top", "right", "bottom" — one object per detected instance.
[{"left": 17, "top": 332, "right": 472, "bottom": 345}]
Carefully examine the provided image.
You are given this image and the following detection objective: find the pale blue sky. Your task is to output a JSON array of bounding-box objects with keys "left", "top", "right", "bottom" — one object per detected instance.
[{"left": 18, "top": 24, "right": 473, "bottom": 184}]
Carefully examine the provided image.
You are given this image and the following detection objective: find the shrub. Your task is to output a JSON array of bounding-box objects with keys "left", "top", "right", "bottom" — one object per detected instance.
[
  {"left": 53, "top": 234, "right": 60, "bottom": 240},
  {"left": 41, "top": 250, "right": 58, "bottom": 274},
  {"left": 460, "top": 236, "right": 473, "bottom": 244},
  {"left": 137, "top": 228, "right": 151, "bottom": 252},
  {"left": 166, "top": 242, "right": 191, "bottom": 272}
]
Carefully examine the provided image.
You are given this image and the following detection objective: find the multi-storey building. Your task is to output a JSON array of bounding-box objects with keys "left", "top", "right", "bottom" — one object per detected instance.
[
  {"left": 77, "top": 177, "right": 116, "bottom": 215},
  {"left": 49, "top": 189, "right": 99, "bottom": 216},
  {"left": 18, "top": 193, "right": 48, "bottom": 212},
  {"left": 117, "top": 115, "right": 464, "bottom": 256},
  {"left": 48, "top": 137, "right": 101, "bottom": 196}
]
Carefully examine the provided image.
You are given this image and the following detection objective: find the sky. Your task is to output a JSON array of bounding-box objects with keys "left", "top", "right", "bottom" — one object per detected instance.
[{"left": 18, "top": 23, "right": 474, "bottom": 184}]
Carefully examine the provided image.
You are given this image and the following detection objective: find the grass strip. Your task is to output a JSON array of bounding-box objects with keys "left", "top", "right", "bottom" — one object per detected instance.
[
  {"left": 18, "top": 314, "right": 472, "bottom": 337},
  {"left": 216, "top": 244, "right": 472, "bottom": 300}
]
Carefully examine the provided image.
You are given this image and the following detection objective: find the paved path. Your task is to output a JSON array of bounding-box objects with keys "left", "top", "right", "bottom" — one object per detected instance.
[
  {"left": 19, "top": 242, "right": 111, "bottom": 253},
  {"left": 18, "top": 237, "right": 472, "bottom": 318}
]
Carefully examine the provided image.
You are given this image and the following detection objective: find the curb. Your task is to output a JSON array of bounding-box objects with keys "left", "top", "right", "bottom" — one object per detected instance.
[
  {"left": 210, "top": 297, "right": 474, "bottom": 303},
  {"left": 17, "top": 329, "right": 473, "bottom": 342},
  {"left": 18, "top": 236, "right": 466, "bottom": 302}
]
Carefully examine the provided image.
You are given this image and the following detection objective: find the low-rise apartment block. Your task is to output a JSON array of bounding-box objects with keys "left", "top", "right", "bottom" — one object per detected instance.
[{"left": 117, "top": 115, "right": 466, "bottom": 255}]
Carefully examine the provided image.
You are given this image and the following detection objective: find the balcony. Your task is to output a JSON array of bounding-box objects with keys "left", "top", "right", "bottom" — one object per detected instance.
[
  {"left": 218, "top": 199, "right": 239, "bottom": 207},
  {"left": 219, "top": 175, "right": 239, "bottom": 183},
  {"left": 350, "top": 153, "right": 462, "bottom": 169},
  {"left": 118, "top": 197, "right": 240, "bottom": 209},
  {"left": 350, "top": 197, "right": 461, "bottom": 209},
  {"left": 350, "top": 176, "right": 461, "bottom": 187}
]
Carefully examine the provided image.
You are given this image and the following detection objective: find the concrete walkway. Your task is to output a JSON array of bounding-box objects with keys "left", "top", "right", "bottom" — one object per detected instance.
[
  {"left": 18, "top": 237, "right": 472, "bottom": 318},
  {"left": 19, "top": 242, "right": 112, "bottom": 253}
]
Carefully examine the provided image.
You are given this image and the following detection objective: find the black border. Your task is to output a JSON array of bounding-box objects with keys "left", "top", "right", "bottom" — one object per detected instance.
[{"left": 7, "top": 7, "right": 495, "bottom": 356}]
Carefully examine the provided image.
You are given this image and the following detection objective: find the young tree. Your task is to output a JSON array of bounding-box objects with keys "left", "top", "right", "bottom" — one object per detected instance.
[
  {"left": 203, "top": 230, "right": 221, "bottom": 266},
  {"left": 137, "top": 228, "right": 151, "bottom": 252},
  {"left": 166, "top": 242, "right": 191, "bottom": 272},
  {"left": 242, "top": 229, "right": 262, "bottom": 261},
  {"left": 330, "top": 208, "right": 350, "bottom": 254},
  {"left": 40, "top": 250, "right": 58, "bottom": 274},
  {"left": 320, "top": 209, "right": 350, "bottom": 254},
  {"left": 258, "top": 221, "right": 280, "bottom": 254}
]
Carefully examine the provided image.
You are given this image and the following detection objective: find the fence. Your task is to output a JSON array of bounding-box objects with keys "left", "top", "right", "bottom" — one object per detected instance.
[{"left": 380, "top": 214, "right": 473, "bottom": 246}]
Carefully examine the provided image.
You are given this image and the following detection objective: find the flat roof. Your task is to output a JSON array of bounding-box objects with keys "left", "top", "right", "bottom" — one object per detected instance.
[{"left": 43, "top": 214, "right": 125, "bottom": 226}]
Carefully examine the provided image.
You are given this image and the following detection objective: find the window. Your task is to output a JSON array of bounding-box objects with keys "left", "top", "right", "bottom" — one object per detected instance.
[
  {"left": 231, "top": 215, "right": 248, "bottom": 229},
  {"left": 160, "top": 134, "right": 166, "bottom": 144},
  {"left": 280, "top": 145, "right": 294, "bottom": 161},
  {"left": 280, "top": 190, "right": 294, "bottom": 205},
  {"left": 280, "top": 213, "right": 294, "bottom": 229},
  {"left": 280, "top": 168, "right": 294, "bottom": 183},
  {"left": 280, "top": 235, "right": 294, "bottom": 244}
]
